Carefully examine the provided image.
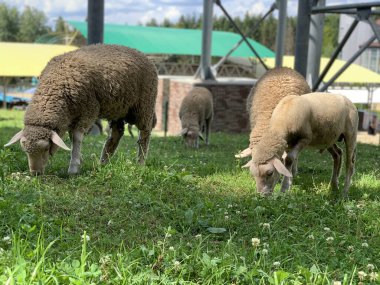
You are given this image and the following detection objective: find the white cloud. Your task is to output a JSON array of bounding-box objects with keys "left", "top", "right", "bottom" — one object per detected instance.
[{"left": 3, "top": 0, "right": 380, "bottom": 27}]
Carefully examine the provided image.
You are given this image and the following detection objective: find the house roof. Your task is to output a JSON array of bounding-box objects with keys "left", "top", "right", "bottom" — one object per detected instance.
[
  {"left": 68, "top": 21, "right": 275, "bottom": 58},
  {"left": 264, "top": 56, "right": 380, "bottom": 85}
]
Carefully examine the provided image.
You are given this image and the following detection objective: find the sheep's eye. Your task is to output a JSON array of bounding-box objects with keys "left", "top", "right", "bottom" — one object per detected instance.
[{"left": 267, "top": 170, "right": 273, "bottom": 177}]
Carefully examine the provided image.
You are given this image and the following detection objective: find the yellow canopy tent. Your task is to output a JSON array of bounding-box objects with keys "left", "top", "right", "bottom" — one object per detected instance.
[
  {"left": 263, "top": 55, "right": 380, "bottom": 85},
  {"left": 0, "top": 42, "right": 78, "bottom": 77},
  {"left": 0, "top": 42, "right": 77, "bottom": 107}
]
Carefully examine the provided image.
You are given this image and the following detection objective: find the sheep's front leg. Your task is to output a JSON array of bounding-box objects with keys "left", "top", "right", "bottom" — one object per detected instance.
[
  {"left": 280, "top": 139, "right": 308, "bottom": 192},
  {"left": 137, "top": 129, "right": 151, "bottom": 165},
  {"left": 68, "top": 130, "right": 85, "bottom": 175},
  {"left": 100, "top": 120, "right": 125, "bottom": 165},
  {"left": 327, "top": 144, "right": 342, "bottom": 192},
  {"left": 280, "top": 153, "right": 295, "bottom": 192}
]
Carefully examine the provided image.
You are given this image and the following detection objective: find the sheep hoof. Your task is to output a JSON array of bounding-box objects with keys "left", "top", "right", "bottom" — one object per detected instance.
[{"left": 68, "top": 165, "right": 80, "bottom": 175}]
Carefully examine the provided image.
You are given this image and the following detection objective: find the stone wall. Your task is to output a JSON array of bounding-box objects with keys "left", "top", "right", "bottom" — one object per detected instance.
[{"left": 154, "top": 76, "right": 255, "bottom": 135}]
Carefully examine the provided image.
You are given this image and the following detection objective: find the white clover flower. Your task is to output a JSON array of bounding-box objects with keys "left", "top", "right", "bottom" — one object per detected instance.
[
  {"left": 236, "top": 210, "right": 241, "bottom": 214},
  {"left": 165, "top": 233, "right": 172, "bottom": 238},
  {"left": 356, "top": 203, "right": 365, "bottom": 209},
  {"left": 367, "top": 264, "right": 375, "bottom": 271},
  {"left": 228, "top": 204, "right": 233, "bottom": 208},
  {"left": 347, "top": 245, "right": 354, "bottom": 252},
  {"left": 323, "top": 227, "right": 331, "bottom": 232},
  {"left": 361, "top": 242, "right": 369, "bottom": 248},
  {"left": 263, "top": 242, "right": 269, "bottom": 248},
  {"left": 81, "top": 233, "right": 90, "bottom": 242},
  {"left": 326, "top": 236, "right": 334, "bottom": 243},
  {"left": 369, "top": 272, "right": 378, "bottom": 281},
  {"left": 333, "top": 281, "right": 342, "bottom": 285},
  {"left": 262, "top": 249, "right": 268, "bottom": 255},
  {"left": 100, "top": 255, "right": 111, "bottom": 265},
  {"left": 169, "top": 246, "right": 175, "bottom": 251},
  {"left": 308, "top": 234, "right": 315, "bottom": 240},
  {"left": 225, "top": 215, "right": 229, "bottom": 220},
  {"left": 107, "top": 220, "right": 113, "bottom": 226},
  {"left": 173, "top": 260, "right": 180, "bottom": 267},
  {"left": 273, "top": 261, "right": 280, "bottom": 268},
  {"left": 195, "top": 234, "right": 202, "bottom": 239},
  {"left": 262, "top": 223, "right": 270, "bottom": 229},
  {"left": 2, "top": 236, "right": 11, "bottom": 242},
  {"left": 224, "top": 211, "right": 229, "bottom": 215},
  {"left": 251, "top": 238, "right": 260, "bottom": 247},
  {"left": 358, "top": 271, "right": 367, "bottom": 281}
]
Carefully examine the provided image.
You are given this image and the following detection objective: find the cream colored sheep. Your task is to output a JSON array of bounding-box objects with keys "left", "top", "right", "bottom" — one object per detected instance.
[
  {"left": 243, "top": 92, "right": 358, "bottom": 197},
  {"left": 5, "top": 44, "right": 158, "bottom": 175},
  {"left": 236, "top": 67, "right": 311, "bottom": 159},
  {"left": 179, "top": 87, "right": 213, "bottom": 148}
]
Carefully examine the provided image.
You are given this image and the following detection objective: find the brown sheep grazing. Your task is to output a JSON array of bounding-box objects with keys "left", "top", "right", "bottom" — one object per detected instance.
[
  {"left": 179, "top": 87, "right": 213, "bottom": 148},
  {"left": 5, "top": 44, "right": 158, "bottom": 175},
  {"left": 237, "top": 67, "right": 311, "bottom": 158}
]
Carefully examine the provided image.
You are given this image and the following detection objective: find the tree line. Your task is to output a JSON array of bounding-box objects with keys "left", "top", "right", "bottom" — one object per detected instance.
[{"left": 0, "top": 3, "right": 339, "bottom": 57}]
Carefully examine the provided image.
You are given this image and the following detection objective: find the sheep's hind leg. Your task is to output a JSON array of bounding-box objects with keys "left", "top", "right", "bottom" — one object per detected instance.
[
  {"left": 342, "top": 140, "right": 356, "bottom": 198},
  {"left": 327, "top": 143, "right": 342, "bottom": 192},
  {"left": 100, "top": 120, "right": 125, "bottom": 165},
  {"left": 205, "top": 117, "right": 211, "bottom": 145},
  {"left": 68, "top": 129, "right": 85, "bottom": 175}
]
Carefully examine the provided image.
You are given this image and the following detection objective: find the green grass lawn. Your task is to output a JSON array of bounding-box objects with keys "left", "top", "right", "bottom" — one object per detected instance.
[{"left": 0, "top": 109, "right": 379, "bottom": 284}]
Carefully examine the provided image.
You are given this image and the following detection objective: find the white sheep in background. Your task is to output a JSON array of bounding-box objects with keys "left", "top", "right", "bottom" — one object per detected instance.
[
  {"left": 5, "top": 44, "right": 158, "bottom": 175},
  {"left": 236, "top": 67, "right": 311, "bottom": 165},
  {"left": 179, "top": 87, "right": 213, "bottom": 148},
  {"left": 243, "top": 92, "right": 358, "bottom": 196}
]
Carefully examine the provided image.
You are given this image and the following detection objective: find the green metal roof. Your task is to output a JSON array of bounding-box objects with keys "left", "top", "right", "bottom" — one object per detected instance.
[{"left": 68, "top": 21, "right": 274, "bottom": 58}]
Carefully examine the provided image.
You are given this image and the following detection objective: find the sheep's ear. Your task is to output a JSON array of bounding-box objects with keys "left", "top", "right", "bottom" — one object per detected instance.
[
  {"left": 235, "top": 147, "right": 252, "bottom": 158},
  {"left": 180, "top": 128, "right": 188, "bottom": 136},
  {"left": 51, "top": 131, "right": 70, "bottom": 151},
  {"left": 4, "top": 130, "right": 24, "bottom": 147},
  {"left": 272, "top": 157, "right": 292, "bottom": 177},
  {"left": 242, "top": 160, "right": 253, "bottom": 169},
  {"left": 199, "top": 133, "right": 205, "bottom": 141}
]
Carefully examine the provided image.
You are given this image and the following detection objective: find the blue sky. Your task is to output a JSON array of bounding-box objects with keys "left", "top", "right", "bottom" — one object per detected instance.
[{"left": 3, "top": 0, "right": 378, "bottom": 26}]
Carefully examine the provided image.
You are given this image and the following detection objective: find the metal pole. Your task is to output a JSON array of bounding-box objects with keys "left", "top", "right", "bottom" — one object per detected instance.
[
  {"left": 87, "top": 0, "right": 104, "bottom": 45},
  {"left": 367, "top": 18, "right": 380, "bottom": 41},
  {"left": 199, "top": 0, "right": 215, "bottom": 80},
  {"left": 307, "top": 0, "right": 325, "bottom": 87},
  {"left": 212, "top": 3, "right": 277, "bottom": 73},
  {"left": 312, "top": 18, "right": 359, "bottom": 91},
  {"left": 214, "top": 0, "right": 269, "bottom": 70},
  {"left": 294, "top": 0, "right": 312, "bottom": 77},
  {"left": 275, "top": 0, "right": 287, "bottom": 68},
  {"left": 318, "top": 34, "right": 376, "bottom": 92}
]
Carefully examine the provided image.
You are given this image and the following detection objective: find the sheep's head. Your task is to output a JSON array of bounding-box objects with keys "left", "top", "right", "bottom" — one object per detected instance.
[
  {"left": 5, "top": 126, "right": 70, "bottom": 175},
  {"left": 180, "top": 127, "right": 204, "bottom": 148},
  {"left": 244, "top": 157, "right": 292, "bottom": 195}
]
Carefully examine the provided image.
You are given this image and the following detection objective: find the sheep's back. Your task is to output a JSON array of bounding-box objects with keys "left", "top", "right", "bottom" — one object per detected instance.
[
  {"left": 180, "top": 87, "right": 213, "bottom": 125},
  {"left": 37, "top": 44, "right": 157, "bottom": 121},
  {"left": 249, "top": 67, "right": 310, "bottom": 147}
]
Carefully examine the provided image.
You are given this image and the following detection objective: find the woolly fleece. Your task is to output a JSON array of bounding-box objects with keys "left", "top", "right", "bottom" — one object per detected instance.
[{"left": 248, "top": 67, "right": 311, "bottom": 148}]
